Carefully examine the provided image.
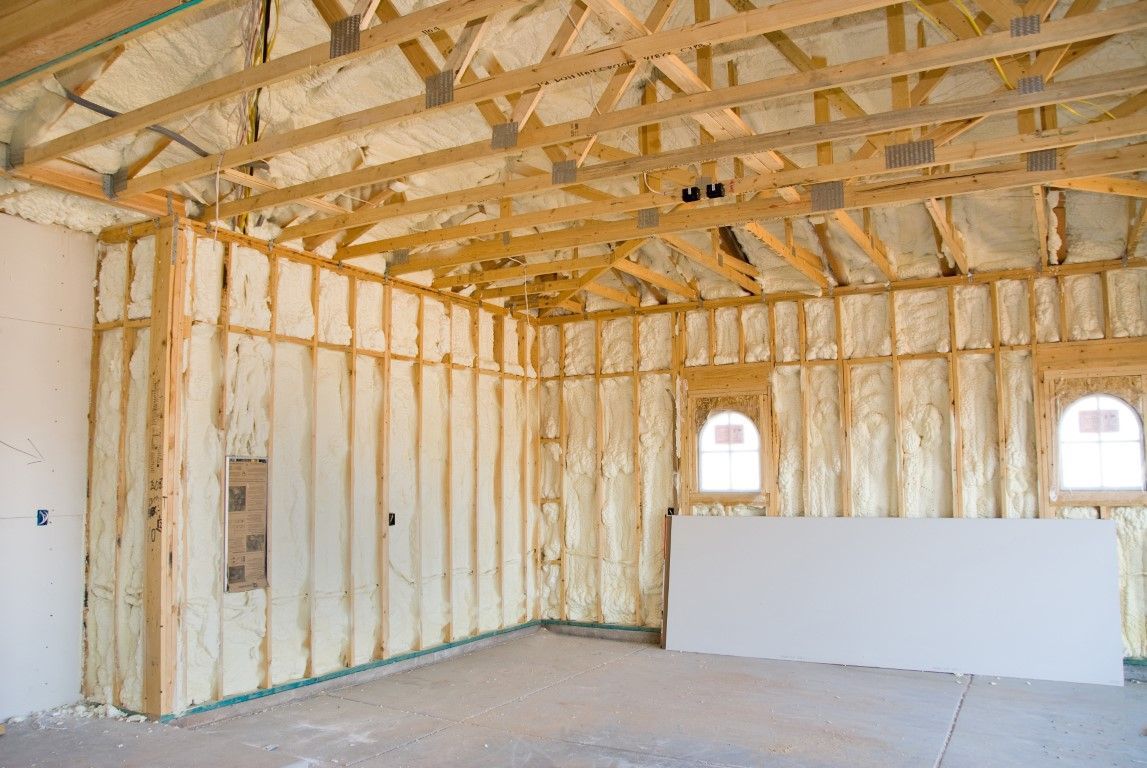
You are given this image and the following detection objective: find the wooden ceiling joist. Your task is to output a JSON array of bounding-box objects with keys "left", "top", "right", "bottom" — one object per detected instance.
[
  {"left": 384, "top": 143, "right": 1147, "bottom": 276},
  {"left": 1049, "top": 176, "right": 1147, "bottom": 199},
  {"left": 205, "top": 2, "right": 1147, "bottom": 229}
]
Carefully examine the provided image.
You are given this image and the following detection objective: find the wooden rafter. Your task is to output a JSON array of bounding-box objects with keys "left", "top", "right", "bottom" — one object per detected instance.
[
  {"left": 384, "top": 142, "right": 1147, "bottom": 275},
  {"left": 200, "top": 3, "right": 1147, "bottom": 228},
  {"left": 1049, "top": 176, "right": 1147, "bottom": 199},
  {"left": 924, "top": 198, "right": 970, "bottom": 274}
]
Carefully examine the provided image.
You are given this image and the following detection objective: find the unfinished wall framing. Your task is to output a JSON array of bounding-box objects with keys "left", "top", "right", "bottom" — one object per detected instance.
[
  {"left": 85, "top": 217, "right": 540, "bottom": 716},
  {"left": 538, "top": 261, "right": 1147, "bottom": 657}
]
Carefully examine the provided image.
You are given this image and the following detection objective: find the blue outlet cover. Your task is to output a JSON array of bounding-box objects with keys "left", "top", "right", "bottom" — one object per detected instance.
[{"left": 36, "top": 509, "right": 49, "bottom": 526}]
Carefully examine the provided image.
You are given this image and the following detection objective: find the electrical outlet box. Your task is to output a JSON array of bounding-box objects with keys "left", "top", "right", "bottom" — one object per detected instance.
[
  {"left": 388, "top": 513, "right": 396, "bottom": 526},
  {"left": 35, "top": 509, "right": 49, "bottom": 526}
]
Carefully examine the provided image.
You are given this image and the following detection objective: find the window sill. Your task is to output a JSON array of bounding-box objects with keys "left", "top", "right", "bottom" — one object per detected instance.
[{"left": 1050, "top": 491, "right": 1147, "bottom": 507}]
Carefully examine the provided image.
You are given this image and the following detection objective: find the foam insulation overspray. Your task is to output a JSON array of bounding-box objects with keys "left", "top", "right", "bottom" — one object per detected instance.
[
  {"left": 478, "top": 312, "right": 497, "bottom": 371},
  {"left": 955, "top": 285, "right": 992, "bottom": 350},
  {"left": 189, "top": 236, "right": 223, "bottom": 323},
  {"left": 895, "top": 290, "right": 949, "bottom": 354},
  {"left": 387, "top": 359, "right": 418, "bottom": 654},
  {"left": 1115, "top": 509, "right": 1147, "bottom": 657},
  {"left": 1064, "top": 274, "right": 1105, "bottom": 340},
  {"left": 538, "top": 325, "right": 559, "bottom": 377},
  {"left": 1108, "top": 269, "right": 1147, "bottom": 337},
  {"left": 638, "top": 374, "right": 673, "bottom": 624},
  {"left": 390, "top": 290, "right": 419, "bottom": 356},
  {"left": 562, "top": 321, "right": 594, "bottom": 375},
  {"left": 685, "top": 310, "right": 710, "bottom": 367},
  {"left": 127, "top": 238, "right": 154, "bottom": 320},
  {"left": 563, "top": 378, "right": 599, "bottom": 621},
  {"left": 85, "top": 330, "right": 123, "bottom": 703},
  {"left": 221, "top": 333, "right": 271, "bottom": 696},
  {"left": 850, "top": 363, "right": 894, "bottom": 517},
  {"left": 420, "top": 363, "right": 449, "bottom": 646},
  {"left": 773, "top": 302, "right": 799, "bottom": 362},
  {"left": 114, "top": 329, "right": 149, "bottom": 712},
  {"left": 741, "top": 305, "right": 770, "bottom": 362},
  {"left": 713, "top": 308, "right": 740, "bottom": 365},
  {"left": 276, "top": 261, "right": 315, "bottom": 339},
  {"left": 449, "top": 369, "right": 477, "bottom": 638},
  {"left": 996, "top": 281, "right": 1031, "bottom": 346},
  {"left": 317, "top": 272, "right": 352, "bottom": 345},
  {"left": 501, "top": 380, "right": 526, "bottom": 625},
  {"left": 229, "top": 247, "right": 271, "bottom": 331},
  {"left": 958, "top": 355, "right": 1000, "bottom": 518},
  {"left": 601, "top": 318, "right": 633, "bottom": 374},
  {"left": 841, "top": 295, "right": 891, "bottom": 357},
  {"left": 1002, "top": 352, "right": 1037, "bottom": 519},
  {"left": 422, "top": 299, "right": 451, "bottom": 363},
  {"left": 1034, "top": 277, "right": 1061, "bottom": 343},
  {"left": 355, "top": 282, "right": 386, "bottom": 352},
  {"left": 269, "top": 342, "right": 312, "bottom": 684},
  {"left": 95, "top": 245, "right": 127, "bottom": 324},
  {"left": 600, "top": 378, "right": 638, "bottom": 624},
  {"left": 772, "top": 367, "right": 804, "bottom": 516},
  {"left": 180, "top": 324, "right": 223, "bottom": 708},
  {"left": 312, "top": 349, "right": 351, "bottom": 673},
  {"left": 352, "top": 355, "right": 382, "bottom": 665},
  {"left": 638, "top": 314, "right": 672, "bottom": 371},
  {"left": 806, "top": 366, "right": 842, "bottom": 516},
  {"left": 476, "top": 374, "right": 502, "bottom": 631},
  {"left": 899, "top": 359, "right": 952, "bottom": 518},
  {"left": 802, "top": 300, "right": 835, "bottom": 360},
  {"left": 524, "top": 379, "right": 540, "bottom": 612}
]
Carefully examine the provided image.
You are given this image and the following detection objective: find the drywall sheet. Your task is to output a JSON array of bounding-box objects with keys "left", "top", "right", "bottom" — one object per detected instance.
[{"left": 665, "top": 517, "right": 1123, "bottom": 685}]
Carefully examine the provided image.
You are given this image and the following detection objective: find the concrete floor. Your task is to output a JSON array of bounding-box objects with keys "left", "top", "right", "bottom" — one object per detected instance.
[{"left": 2, "top": 629, "right": 1145, "bottom": 767}]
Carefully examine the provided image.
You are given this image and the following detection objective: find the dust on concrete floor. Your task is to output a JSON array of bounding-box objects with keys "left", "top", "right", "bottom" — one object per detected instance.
[{"left": 2, "top": 629, "right": 1145, "bottom": 768}]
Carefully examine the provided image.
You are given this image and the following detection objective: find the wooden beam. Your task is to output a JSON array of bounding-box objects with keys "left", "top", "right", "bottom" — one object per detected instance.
[
  {"left": 1126, "top": 199, "right": 1147, "bottom": 257},
  {"left": 205, "top": 3, "right": 1147, "bottom": 227},
  {"left": 925, "top": 198, "right": 970, "bottom": 273},
  {"left": 661, "top": 233, "right": 763, "bottom": 294},
  {"left": 18, "top": 0, "right": 524, "bottom": 165},
  {"left": 612, "top": 257, "right": 699, "bottom": 299},
  {"left": 141, "top": 218, "right": 186, "bottom": 717},
  {"left": 434, "top": 254, "right": 615, "bottom": 288},
  {"left": 386, "top": 142, "right": 1147, "bottom": 274},
  {"left": 1049, "top": 176, "right": 1147, "bottom": 199},
  {"left": 310, "top": 0, "right": 347, "bottom": 26},
  {"left": 0, "top": 0, "right": 218, "bottom": 89},
  {"left": 740, "top": 221, "right": 827, "bottom": 288},
  {"left": 830, "top": 210, "right": 895, "bottom": 280}
]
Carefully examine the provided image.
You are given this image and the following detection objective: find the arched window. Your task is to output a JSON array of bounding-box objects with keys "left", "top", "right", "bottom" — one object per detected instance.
[
  {"left": 1058, "top": 394, "right": 1146, "bottom": 492},
  {"left": 698, "top": 410, "right": 761, "bottom": 493}
]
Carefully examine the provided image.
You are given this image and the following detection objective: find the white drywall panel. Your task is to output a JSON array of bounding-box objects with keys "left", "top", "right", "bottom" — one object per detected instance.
[
  {"left": 0, "top": 213, "right": 96, "bottom": 718},
  {"left": 665, "top": 517, "right": 1124, "bottom": 685}
]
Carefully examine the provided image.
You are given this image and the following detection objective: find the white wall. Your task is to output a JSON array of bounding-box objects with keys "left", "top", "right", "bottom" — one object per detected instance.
[{"left": 0, "top": 213, "right": 96, "bottom": 719}]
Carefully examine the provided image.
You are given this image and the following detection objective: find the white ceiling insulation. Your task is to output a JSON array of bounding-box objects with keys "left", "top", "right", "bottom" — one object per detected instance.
[{"left": 0, "top": 0, "right": 1145, "bottom": 304}]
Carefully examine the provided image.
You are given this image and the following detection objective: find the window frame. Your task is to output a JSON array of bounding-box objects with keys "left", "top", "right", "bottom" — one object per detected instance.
[
  {"left": 1055, "top": 393, "right": 1146, "bottom": 494},
  {"left": 1037, "top": 350, "right": 1147, "bottom": 511},
  {"left": 696, "top": 409, "right": 763, "bottom": 495},
  {"left": 681, "top": 363, "right": 775, "bottom": 510}
]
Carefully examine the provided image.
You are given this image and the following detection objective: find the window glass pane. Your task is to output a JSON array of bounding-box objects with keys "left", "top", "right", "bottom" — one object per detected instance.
[
  {"left": 1059, "top": 394, "right": 1145, "bottom": 492},
  {"left": 699, "top": 419, "right": 722, "bottom": 451},
  {"left": 729, "top": 452, "right": 760, "bottom": 491},
  {"left": 1060, "top": 443, "right": 1101, "bottom": 490},
  {"left": 699, "top": 452, "right": 731, "bottom": 492},
  {"left": 1099, "top": 442, "right": 1145, "bottom": 490}
]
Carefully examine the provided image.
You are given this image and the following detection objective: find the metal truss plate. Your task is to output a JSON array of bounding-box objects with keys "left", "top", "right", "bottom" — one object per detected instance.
[
  {"left": 810, "top": 181, "right": 845, "bottom": 212},
  {"left": 551, "top": 160, "right": 577, "bottom": 185},
  {"left": 1010, "top": 15, "right": 1040, "bottom": 37},
  {"left": 491, "top": 121, "right": 519, "bottom": 149},
  {"left": 330, "top": 15, "right": 361, "bottom": 59},
  {"left": 1027, "top": 149, "right": 1058, "bottom": 172},
  {"left": 425, "top": 70, "right": 455, "bottom": 109},
  {"left": 1017, "top": 75, "right": 1045, "bottom": 94},
  {"left": 884, "top": 139, "right": 935, "bottom": 169},
  {"left": 637, "top": 208, "right": 660, "bottom": 228}
]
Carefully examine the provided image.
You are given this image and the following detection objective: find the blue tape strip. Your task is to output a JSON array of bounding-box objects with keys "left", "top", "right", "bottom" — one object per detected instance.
[{"left": 0, "top": 0, "right": 211, "bottom": 92}]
